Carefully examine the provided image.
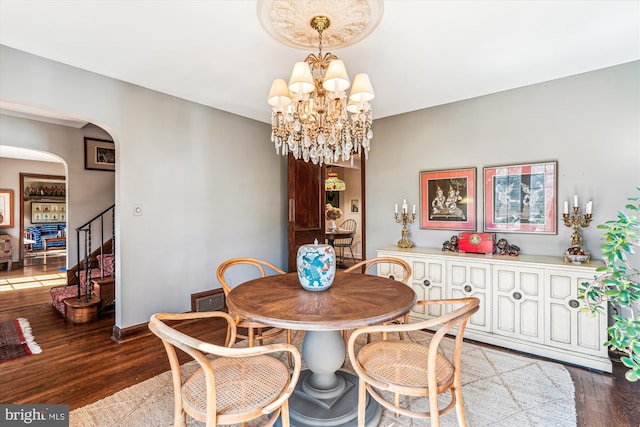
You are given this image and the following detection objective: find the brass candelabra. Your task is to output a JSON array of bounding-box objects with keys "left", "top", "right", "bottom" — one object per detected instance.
[
  {"left": 562, "top": 206, "right": 592, "bottom": 248},
  {"left": 394, "top": 200, "right": 416, "bottom": 248}
]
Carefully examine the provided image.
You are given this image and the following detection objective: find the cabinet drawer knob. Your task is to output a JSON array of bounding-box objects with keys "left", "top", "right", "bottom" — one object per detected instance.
[
  {"left": 568, "top": 299, "right": 580, "bottom": 309},
  {"left": 423, "top": 279, "right": 431, "bottom": 286},
  {"left": 463, "top": 285, "right": 472, "bottom": 293},
  {"left": 513, "top": 292, "right": 522, "bottom": 300},
  {"left": 389, "top": 275, "right": 395, "bottom": 280}
]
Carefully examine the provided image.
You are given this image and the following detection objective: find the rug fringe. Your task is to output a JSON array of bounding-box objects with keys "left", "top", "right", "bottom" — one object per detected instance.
[{"left": 17, "top": 318, "right": 42, "bottom": 354}]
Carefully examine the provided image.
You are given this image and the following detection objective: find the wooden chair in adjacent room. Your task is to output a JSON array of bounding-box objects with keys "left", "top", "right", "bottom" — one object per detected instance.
[
  {"left": 347, "top": 297, "right": 480, "bottom": 427},
  {"left": 149, "top": 311, "right": 301, "bottom": 427},
  {"left": 216, "top": 257, "right": 293, "bottom": 366},
  {"left": 335, "top": 219, "right": 357, "bottom": 265},
  {"left": 344, "top": 256, "right": 412, "bottom": 342}
]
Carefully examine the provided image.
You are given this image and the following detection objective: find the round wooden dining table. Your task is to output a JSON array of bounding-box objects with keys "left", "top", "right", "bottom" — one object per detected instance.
[{"left": 226, "top": 271, "right": 416, "bottom": 427}]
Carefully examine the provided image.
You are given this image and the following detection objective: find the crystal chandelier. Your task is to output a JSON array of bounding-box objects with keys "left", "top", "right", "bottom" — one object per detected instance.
[{"left": 267, "top": 15, "right": 375, "bottom": 166}]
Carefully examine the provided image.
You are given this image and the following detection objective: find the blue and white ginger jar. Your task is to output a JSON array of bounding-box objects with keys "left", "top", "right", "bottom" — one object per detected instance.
[{"left": 296, "top": 239, "right": 336, "bottom": 291}]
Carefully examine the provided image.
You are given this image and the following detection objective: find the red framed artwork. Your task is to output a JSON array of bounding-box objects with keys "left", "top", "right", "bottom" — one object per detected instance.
[
  {"left": 483, "top": 161, "right": 557, "bottom": 234},
  {"left": 419, "top": 168, "right": 476, "bottom": 230}
]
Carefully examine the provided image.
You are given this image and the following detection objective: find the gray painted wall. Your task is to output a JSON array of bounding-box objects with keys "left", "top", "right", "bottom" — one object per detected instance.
[
  {"left": 367, "top": 61, "right": 639, "bottom": 264},
  {"left": 0, "top": 45, "right": 288, "bottom": 328},
  {"left": 1, "top": 43, "right": 638, "bottom": 329}
]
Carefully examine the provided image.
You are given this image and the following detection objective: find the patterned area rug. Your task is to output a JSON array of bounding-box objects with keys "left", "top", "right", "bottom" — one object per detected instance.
[
  {"left": 71, "top": 330, "right": 576, "bottom": 426},
  {"left": 0, "top": 318, "right": 42, "bottom": 362}
]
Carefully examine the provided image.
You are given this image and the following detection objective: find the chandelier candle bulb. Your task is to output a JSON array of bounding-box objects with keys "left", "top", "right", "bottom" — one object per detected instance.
[
  {"left": 349, "top": 73, "right": 375, "bottom": 102},
  {"left": 267, "top": 79, "right": 292, "bottom": 111},
  {"left": 563, "top": 200, "right": 569, "bottom": 214},
  {"left": 586, "top": 201, "right": 592, "bottom": 214},
  {"left": 574, "top": 194, "right": 578, "bottom": 208},
  {"left": 288, "top": 62, "right": 315, "bottom": 94},
  {"left": 323, "top": 60, "right": 350, "bottom": 92}
]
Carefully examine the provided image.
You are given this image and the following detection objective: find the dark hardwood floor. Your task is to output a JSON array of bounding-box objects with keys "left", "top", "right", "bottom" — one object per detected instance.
[{"left": 1, "top": 263, "right": 638, "bottom": 426}]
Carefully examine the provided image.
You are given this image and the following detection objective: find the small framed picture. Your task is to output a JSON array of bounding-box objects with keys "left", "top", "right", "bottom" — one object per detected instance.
[
  {"left": 85, "top": 137, "right": 115, "bottom": 171},
  {"left": 0, "top": 189, "right": 14, "bottom": 228},
  {"left": 483, "top": 161, "right": 557, "bottom": 234},
  {"left": 350, "top": 199, "right": 359, "bottom": 213},
  {"left": 419, "top": 168, "right": 477, "bottom": 230}
]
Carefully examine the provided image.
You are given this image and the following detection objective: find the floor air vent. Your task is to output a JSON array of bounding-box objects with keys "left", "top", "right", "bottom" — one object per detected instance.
[{"left": 191, "top": 289, "right": 226, "bottom": 312}]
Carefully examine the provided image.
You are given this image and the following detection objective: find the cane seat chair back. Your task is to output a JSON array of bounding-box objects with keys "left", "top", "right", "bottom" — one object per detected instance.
[
  {"left": 216, "top": 258, "right": 293, "bottom": 365},
  {"left": 344, "top": 257, "right": 412, "bottom": 341},
  {"left": 347, "top": 297, "right": 480, "bottom": 427},
  {"left": 149, "top": 311, "right": 301, "bottom": 427},
  {"left": 344, "top": 256, "right": 411, "bottom": 284}
]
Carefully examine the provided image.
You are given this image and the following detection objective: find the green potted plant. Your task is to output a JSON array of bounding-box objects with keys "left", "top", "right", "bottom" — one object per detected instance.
[{"left": 579, "top": 188, "right": 640, "bottom": 382}]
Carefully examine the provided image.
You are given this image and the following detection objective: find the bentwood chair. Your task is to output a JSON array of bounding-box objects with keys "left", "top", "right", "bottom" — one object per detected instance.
[
  {"left": 216, "top": 258, "right": 293, "bottom": 366},
  {"left": 347, "top": 297, "right": 480, "bottom": 427},
  {"left": 344, "top": 257, "right": 412, "bottom": 342},
  {"left": 334, "top": 219, "right": 357, "bottom": 265},
  {"left": 149, "top": 311, "right": 301, "bottom": 427}
]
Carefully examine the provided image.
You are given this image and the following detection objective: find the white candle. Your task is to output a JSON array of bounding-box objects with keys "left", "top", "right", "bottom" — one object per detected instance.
[
  {"left": 586, "top": 201, "right": 592, "bottom": 214},
  {"left": 402, "top": 199, "right": 407, "bottom": 213},
  {"left": 413, "top": 204, "right": 416, "bottom": 214},
  {"left": 573, "top": 195, "right": 578, "bottom": 208},
  {"left": 563, "top": 201, "right": 569, "bottom": 214},
  {"left": 395, "top": 204, "right": 398, "bottom": 214}
]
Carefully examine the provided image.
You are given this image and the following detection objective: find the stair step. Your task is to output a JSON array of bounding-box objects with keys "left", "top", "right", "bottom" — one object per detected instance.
[
  {"left": 63, "top": 295, "right": 101, "bottom": 323},
  {"left": 93, "top": 277, "right": 115, "bottom": 311}
]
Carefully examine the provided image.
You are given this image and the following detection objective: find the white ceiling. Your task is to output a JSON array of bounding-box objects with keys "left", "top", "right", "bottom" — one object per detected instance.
[{"left": 0, "top": 0, "right": 638, "bottom": 126}]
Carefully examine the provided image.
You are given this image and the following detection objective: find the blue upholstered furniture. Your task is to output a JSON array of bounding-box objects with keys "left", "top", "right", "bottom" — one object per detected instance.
[{"left": 26, "top": 224, "right": 66, "bottom": 250}]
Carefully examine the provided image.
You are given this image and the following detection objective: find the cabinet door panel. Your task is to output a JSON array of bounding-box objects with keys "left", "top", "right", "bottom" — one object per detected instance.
[
  {"left": 407, "top": 257, "right": 445, "bottom": 319},
  {"left": 493, "top": 266, "right": 543, "bottom": 343},
  {"left": 545, "top": 270, "right": 608, "bottom": 356},
  {"left": 448, "top": 261, "right": 490, "bottom": 332}
]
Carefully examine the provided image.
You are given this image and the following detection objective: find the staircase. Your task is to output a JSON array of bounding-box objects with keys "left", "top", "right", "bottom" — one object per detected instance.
[{"left": 50, "top": 205, "right": 115, "bottom": 323}]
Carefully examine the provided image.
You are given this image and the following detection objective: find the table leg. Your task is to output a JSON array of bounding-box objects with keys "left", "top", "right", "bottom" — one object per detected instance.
[
  {"left": 288, "top": 330, "right": 381, "bottom": 427},
  {"left": 43, "top": 239, "right": 47, "bottom": 265}
]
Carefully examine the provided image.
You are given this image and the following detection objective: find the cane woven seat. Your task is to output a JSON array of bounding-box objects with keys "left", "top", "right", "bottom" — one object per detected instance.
[
  {"left": 148, "top": 311, "right": 301, "bottom": 427},
  {"left": 182, "top": 355, "right": 291, "bottom": 418},
  {"left": 355, "top": 340, "right": 454, "bottom": 393},
  {"left": 347, "top": 297, "right": 479, "bottom": 427}
]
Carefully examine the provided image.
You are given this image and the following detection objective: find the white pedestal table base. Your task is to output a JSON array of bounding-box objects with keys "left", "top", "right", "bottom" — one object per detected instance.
[{"left": 288, "top": 330, "right": 382, "bottom": 427}]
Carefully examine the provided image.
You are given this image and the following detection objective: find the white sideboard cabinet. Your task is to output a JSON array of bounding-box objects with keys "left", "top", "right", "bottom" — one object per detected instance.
[{"left": 376, "top": 247, "right": 611, "bottom": 372}]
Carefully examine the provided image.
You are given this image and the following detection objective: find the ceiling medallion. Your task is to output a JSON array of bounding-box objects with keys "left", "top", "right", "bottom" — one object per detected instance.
[{"left": 257, "top": 0, "right": 384, "bottom": 50}]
